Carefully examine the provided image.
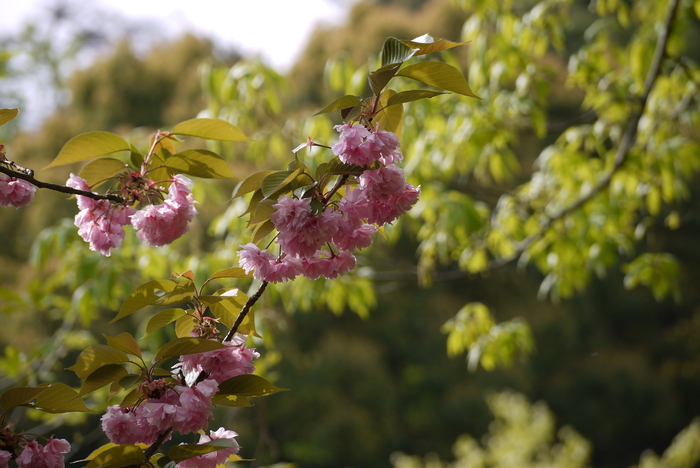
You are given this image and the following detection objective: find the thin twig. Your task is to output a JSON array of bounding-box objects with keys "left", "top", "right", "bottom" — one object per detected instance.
[
  {"left": 223, "top": 281, "right": 268, "bottom": 342},
  {"left": 487, "top": 0, "right": 680, "bottom": 271},
  {"left": 0, "top": 165, "right": 125, "bottom": 203}
]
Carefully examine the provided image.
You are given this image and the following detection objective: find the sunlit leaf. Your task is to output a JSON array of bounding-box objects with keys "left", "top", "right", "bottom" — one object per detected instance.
[
  {"left": 154, "top": 338, "right": 229, "bottom": 363},
  {"left": 32, "top": 382, "right": 92, "bottom": 413},
  {"left": 314, "top": 95, "right": 362, "bottom": 115},
  {"left": 217, "top": 374, "right": 288, "bottom": 397},
  {"left": 143, "top": 308, "right": 187, "bottom": 338},
  {"left": 83, "top": 444, "right": 146, "bottom": 468},
  {"left": 68, "top": 345, "right": 131, "bottom": 378},
  {"left": 0, "top": 387, "right": 46, "bottom": 412},
  {"left": 103, "top": 333, "right": 142, "bottom": 358},
  {"left": 45, "top": 132, "right": 130, "bottom": 169},
  {"left": 396, "top": 61, "right": 479, "bottom": 98},
  {"left": 400, "top": 34, "right": 468, "bottom": 56},
  {"left": 78, "top": 364, "right": 129, "bottom": 396},
  {"left": 165, "top": 149, "right": 239, "bottom": 179},
  {"left": 110, "top": 279, "right": 177, "bottom": 323},
  {"left": 79, "top": 158, "right": 127, "bottom": 188},
  {"left": 168, "top": 439, "right": 236, "bottom": 463},
  {"left": 386, "top": 90, "right": 446, "bottom": 106},
  {"left": 175, "top": 313, "right": 197, "bottom": 338},
  {"left": 212, "top": 394, "right": 253, "bottom": 407},
  {"left": 173, "top": 118, "right": 252, "bottom": 142},
  {"left": 233, "top": 171, "right": 277, "bottom": 198},
  {"left": 380, "top": 37, "right": 419, "bottom": 68},
  {"left": 210, "top": 267, "right": 253, "bottom": 280},
  {"left": 0, "top": 108, "right": 19, "bottom": 127},
  {"left": 261, "top": 169, "right": 302, "bottom": 198},
  {"left": 374, "top": 89, "right": 404, "bottom": 136},
  {"left": 153, "top": 279, "right": 195, "bottom": 306},
  {"left": 368, "top": 64, "right": 401, "bottom": 96}
]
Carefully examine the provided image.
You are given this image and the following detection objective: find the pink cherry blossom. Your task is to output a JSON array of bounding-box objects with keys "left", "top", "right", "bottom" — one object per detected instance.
[
  {"left": 300, "top": 251, "right": 357, "bottom": 280},
  {"left": 331, "top": 123, "right": 374, "bottom": 166},
  {"left": 359, "top": 164, "right": 407, "bottom": 201},
  {"left": 272, "top": 196, "right": 342, "bottom": 258},
  {"left": 265, "top": 257, "right": 302, "bottom": 283},
  {"left": 101, "top": 405, "right": 156, "bottom": 445},
  {"left": 176, "top": 427, "right": 240, "bottom": 468},
  {"left": 333, "top": 223, "right": 377, "bottom": 251},
  {"left": 0, "top": 450, "right": 10, "bottom": 468},
  {"left": 131, "top": 175, "right": 197, "bottom": 247},
  {"left": 16, "top": 438, "right": 70, "bottom": 468},
  {"left": 172, "top": 379, "right": 218, "bottom": 434},
  {"left": 238, "top": 243, "right": 276, "bottom": 279},
  {"left": 0, "top": 174, "right": 36, "bottom": 209},
  {"left": 174, "top": 335, "right": 259, "bottom": 385},
  {"left": 366, "top": 183, "right": 421, "bottom": 225}
]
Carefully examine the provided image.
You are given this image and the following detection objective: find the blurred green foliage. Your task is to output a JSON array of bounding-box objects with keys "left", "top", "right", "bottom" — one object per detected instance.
[{"left": 1, "top": 0, "right": 700, "bottom": 467}]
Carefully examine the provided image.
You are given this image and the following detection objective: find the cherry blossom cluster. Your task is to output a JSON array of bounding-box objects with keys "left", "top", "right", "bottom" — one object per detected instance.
[
  {"left": 100, "top": 334, "right": 258, "bottom": 464},
  {"left": 237, "top": 123, "right": 419, "bottom": 283},
  {"left": 0, "top": 144, "right": 36, "bottom": 210},
  {"left": 0, "top": 432, "right": 70, "bottom": 468},
  {"left": 0, "top": 174, "right": 36, "bottom": 210},
  {"left": 67, "top": 173, "right": 197, "bottom": 256}
]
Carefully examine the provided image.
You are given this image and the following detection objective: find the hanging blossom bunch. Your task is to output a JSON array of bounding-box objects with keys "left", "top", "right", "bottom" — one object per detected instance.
[
  {"left": 0, "top": 144, "right": 36, "bottom": 209},
  {"left": 0, "top": 424, "right": 70, "bottom": 468},
  {"left": 100, "top": 333, "right": 258, "bottom": 465},
  {"left": 238, "top": 123, "right": 420, "bottom": 283},
  {"left": 66, "top": 173, "right": 197, "bottom": 256}
]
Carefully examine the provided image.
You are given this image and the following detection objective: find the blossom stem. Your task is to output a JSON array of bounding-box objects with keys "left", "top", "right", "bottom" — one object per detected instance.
[
  {"left": 223, "top": 281, "right": 268, "bottom": 342},
  {"left": 0, "top": 164, "right": 126, "bottom": 203}
]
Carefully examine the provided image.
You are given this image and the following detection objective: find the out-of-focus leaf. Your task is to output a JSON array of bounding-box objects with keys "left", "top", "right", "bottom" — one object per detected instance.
[{"left": 0, "top": 108, "right": 19, "bottom": 127}]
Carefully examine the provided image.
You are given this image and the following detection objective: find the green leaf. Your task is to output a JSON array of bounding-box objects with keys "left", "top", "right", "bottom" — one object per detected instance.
[
  {"left": 153, "top": 279, "right": 195, "bottom": 306},
  {"left": 168, "top": 439, "right": 236, "bottom": 463},
  {"left": 45, "top": 131, "right": 130, "bottom": 169},
  {"left": 396, "top": 61, "right": 480, "bottom": 98},
  {"left": 212, "top": 393, "right": 253, "bottom": 407},
  {"left": 32, "top": 382, "right": 92, "bottom": 413},
  {"left": 165, "top": 149, "right": 239, "bottom": 180},
  {"left": 103, "top": 333, "right": 142, "bottom": 358},
  {"left": 143, "top": 308, "right": 187, "bottom": 338},
  {"left": 0, "top": 386, "right": 46, "bottom": 412},
  {"left": 79, "top": 158, "right": 127, "bottom": 188},
  {"left": 315, "top": 157, "right": 365, "bottom": 187},
  {"left": 154, "top": 338, "right": 229, "bottom": 363},
  {"left": 209, "top": 267, "right": 253, "bottom": 280},
  {"left": 314, "top": 95, "right": 362, "bottom": 116},
  {"left": 0, "top": 108, "right": 19, "bottom": 127},
  {"left": 248, "top": 198, "right": 277, "bottom": 225},
  {"left": 374, "top": 89, "right": 404, "bottom": 136},
  {"left": 175, "top": 314, "right": 197, "bottom": 338},
  {"left": 110, "top": 279, "right": 177, "bottom": 323},
  {"left": 233, "top": 171, "right": 277, "bottom": 198},
  {"left": 68, "top": 345, "right": 131, "bottom": 378},
  {"left": 380, "top": 37, "right": 419, "bottom": 68},
  {"left": 173, "top": 118, "right": 252, "bottom": 142},
  {"left": 78, "top": 364, "right": 129, "bottom": 396},
  {"left": 400, "top": 34, "right": 468, "bottom": 56},
  {"left": 217, "top": 374, "right": 288, "bottom": 397},
  {"left": 83, "top": 444, "right": 146, "bottom": 468},
  {"left": 261, "top": 169, "right": 302, "bottom": 198},
  {"left": 368, "top": 64, "right": 401, "bottom": 96},
  {"left": 387, "top": 90, "right": 446, "bottom": 106},
  {"left": 252, "top": 219, "right": 275, "bottom": 244}
]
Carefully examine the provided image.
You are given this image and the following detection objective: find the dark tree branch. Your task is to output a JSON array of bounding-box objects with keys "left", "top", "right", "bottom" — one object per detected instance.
[
  {"left": 223, "top": 281, "right": 268, "bottom": 342},
  {"left": 486, "top": 0, "right": 680, "bottom": 271},
  {"left": 0, "top": 164, "right": 126, "bottom": 204}
]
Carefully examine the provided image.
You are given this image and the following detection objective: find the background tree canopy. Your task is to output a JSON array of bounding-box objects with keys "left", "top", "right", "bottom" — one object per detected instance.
[{"left": 1, "top": 0, "right": 700, "bottom": 467}]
